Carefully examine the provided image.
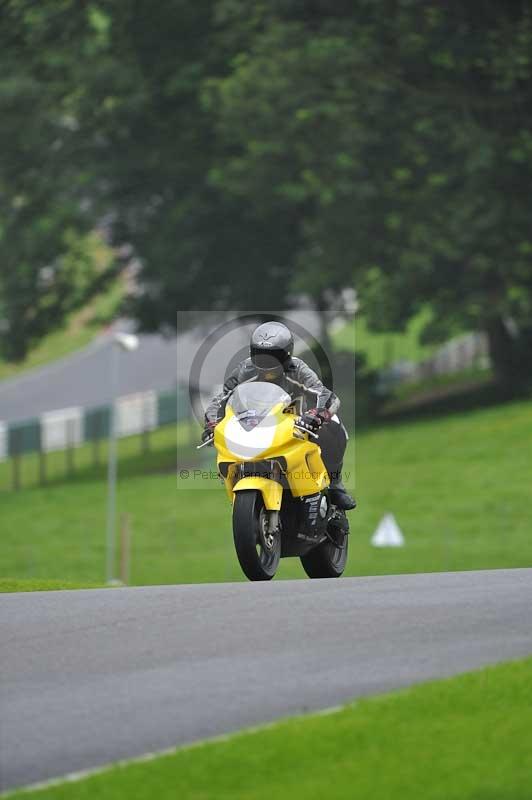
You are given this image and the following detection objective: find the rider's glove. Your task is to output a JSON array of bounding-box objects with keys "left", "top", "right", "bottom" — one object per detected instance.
[
  {"left": 305, "top": 408, "right": 332, "bottom": 430},
  {"left": 202, "top": 420, "right": 217, "bottom": 444},
  {"left": 314, "top": 408, "right": 333, "bottom": 424},
  {"left": 296, "top": 408, "right": 330, "bottom": 434}
]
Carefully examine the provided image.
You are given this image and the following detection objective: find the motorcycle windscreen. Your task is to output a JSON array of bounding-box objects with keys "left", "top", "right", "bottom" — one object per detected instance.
[{"left": 225, "top": 382, "right": 291, "bottom": 458}]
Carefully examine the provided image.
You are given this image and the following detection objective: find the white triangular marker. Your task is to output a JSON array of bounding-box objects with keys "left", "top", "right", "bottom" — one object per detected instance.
[{"left": 371, "top": 513, "right": 405, "bottom": 548}]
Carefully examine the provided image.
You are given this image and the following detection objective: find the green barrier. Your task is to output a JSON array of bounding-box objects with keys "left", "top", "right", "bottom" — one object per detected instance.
[
  {"left": 3, "top": 384, "right": 200, "bottom": 490},
  {"left": 176, "top": 384, "right": 192, "bottom": 423},
  {"left": 157, "top": 390, "right": 178, "bottom": 426},
  {"left": 5, "top": 384, "right": 195, "bottom": 461},
  {"left": 8, "top": 419, "right": 41, "bottom": 456},
  {"left": 157, "top": 387, "right": 195, "bottom": 426},
  {"left": 84, "top": 405, "right": 111, "bottom": 441}
]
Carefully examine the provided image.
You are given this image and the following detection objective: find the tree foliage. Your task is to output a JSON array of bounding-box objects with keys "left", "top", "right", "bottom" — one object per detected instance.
[
  {"left": 1, "top": 0, "right": 532, "bottom": 386},
  {"left": 205, "top": 1, "right": 532, "bottom": 385},
  {"left": 0, "top": 1, "right": 118, "bottom": 359}
]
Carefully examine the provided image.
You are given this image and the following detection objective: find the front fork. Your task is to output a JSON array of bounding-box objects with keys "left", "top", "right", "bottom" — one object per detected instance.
[
  {"left": 232, "top": 468, "right": 283, "bottom": 537},
  {"left": 266, "top": 510, "right": 280, "bottom": 534}
]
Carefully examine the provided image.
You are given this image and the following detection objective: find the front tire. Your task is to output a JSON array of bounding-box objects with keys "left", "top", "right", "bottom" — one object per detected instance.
[{"left": 233, "top": 490, "right": 281, "bottom": 581}]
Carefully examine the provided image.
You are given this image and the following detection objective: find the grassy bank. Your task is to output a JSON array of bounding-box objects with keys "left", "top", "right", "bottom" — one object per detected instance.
[
  {"left": 332, "top": 310, "right": 436, "bottom": 367},
  {"left": 0, "top": 579, "right": 104, "bottom": 593},
  {"left": 0, "top": 274, "right": 124, "bottom": 383},
  {"left": 7, "top": 656, "right": 532, "bottom": 800},
  {"left": 1, "top": 397, "right": 530, "bottom": 586}
]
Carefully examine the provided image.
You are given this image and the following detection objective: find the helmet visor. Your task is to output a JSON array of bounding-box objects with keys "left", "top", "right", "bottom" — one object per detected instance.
[{"left": 250, "top": 348, "right": 288, "bottom": 370}]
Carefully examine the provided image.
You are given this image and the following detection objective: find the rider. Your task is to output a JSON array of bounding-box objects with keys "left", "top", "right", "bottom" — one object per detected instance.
[{"left": 203, "top": 321, "right": 356, "bottom": 511}]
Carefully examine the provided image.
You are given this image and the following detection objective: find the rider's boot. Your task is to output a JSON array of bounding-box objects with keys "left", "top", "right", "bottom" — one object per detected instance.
[{"left": 328, "top": 466, "right": 356, "bottom": 511}]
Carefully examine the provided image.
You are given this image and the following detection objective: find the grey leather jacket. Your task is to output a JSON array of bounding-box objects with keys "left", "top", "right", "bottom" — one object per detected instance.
[{"left": 205, "top": 357, "right": 340, "bottom": 424}]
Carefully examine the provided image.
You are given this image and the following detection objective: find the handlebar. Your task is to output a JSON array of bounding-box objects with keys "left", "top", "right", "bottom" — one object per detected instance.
[
  {"left": 196, "top": 436, "right": 214, "bottom": 449},
  {"left": 293, "top": 423, "right": 319, "bottom": 440}
]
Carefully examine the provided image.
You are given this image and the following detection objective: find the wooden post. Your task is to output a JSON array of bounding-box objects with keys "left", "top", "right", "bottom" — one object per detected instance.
[
  {"left": 142, "top": 423, "right": 150, "bottom": 456},
  {"left": 141, "top": 394, "right": 151, "bottom": 455},
  {"left": 93, "top": 437, "right": 100, "bottom": 468},
  {"left": 66, "top": 418, "right": 75, "bottom": 477},
  {"left": 9, "top": 427, "right": 22, "bottom": 492},
  {"left": 120, "top": 513, "right": 131, "bottom": 585},
  {"left": 142, "top": 428, "right": 150, "bottom": 455},
  {"left": 38, "top": 447, "right": 47, "bottom": 487},
  {"left": 12, "top": 454, "right": 21, "bottom": 491},
  {"left": 92, "top": 411, "right": 103, "bottom": 469}
]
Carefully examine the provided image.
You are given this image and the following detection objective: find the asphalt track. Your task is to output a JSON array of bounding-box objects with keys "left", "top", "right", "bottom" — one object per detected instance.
[
  {"left": 1, "top": 568, "right": 532, "bottom": 791},
  {"left": 0, "top": 311, "right": 322, "bottom": 423},
  {"left": 0, "top": 328, "right": 178, "bottom": 424}
]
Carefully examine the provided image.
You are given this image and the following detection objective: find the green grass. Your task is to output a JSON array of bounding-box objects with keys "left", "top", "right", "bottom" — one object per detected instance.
[
  {"left": 332, "top": 309, "right": 437, "bottom": 368},
  {"left": 0, "top": 275, "right": 124, "bottom": 383},
  {"left": 1, "top": 397, "right": 531, "bottom": 586},
  {"left": 8, "top": 656, "right": 532, "bottom": 799},
  {"left": 0, "top": 578, "right": 104, "bottom": 592},
  {"left": 389, "top": 365, "right": 492, "bottom": 404}
]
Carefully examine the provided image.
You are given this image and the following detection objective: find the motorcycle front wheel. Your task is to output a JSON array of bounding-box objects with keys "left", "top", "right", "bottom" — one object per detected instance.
[{"left": 233, "top": 490, "right": 281, "bottom": 581}]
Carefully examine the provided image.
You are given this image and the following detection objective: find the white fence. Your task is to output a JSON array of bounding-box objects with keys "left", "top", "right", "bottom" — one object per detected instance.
[
  {"left": 0, "top": 389, "right": 172, "bottom": 464},
  {"left": 115, "top": 391, "right": 157, "bottom": 438},
  {"left": 378, "top": 331, "right": 490, "bottom": 392},
  {"left": 41, "top": 407, "right": 83, "bottom": 453},
  {"left": 0, "top": 422, "right": 6, "bottom": 462}
]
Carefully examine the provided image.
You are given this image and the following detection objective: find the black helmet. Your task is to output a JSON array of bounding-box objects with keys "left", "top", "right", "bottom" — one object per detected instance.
[{"left": 250, "top": 321, "right": 294, "bottom": 381}]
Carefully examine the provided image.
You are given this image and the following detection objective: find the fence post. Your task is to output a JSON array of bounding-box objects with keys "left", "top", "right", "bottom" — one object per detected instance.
[
  {"left": 141, "top": 394, "right": 151, "bottom": 455},
  {"left": 39, "top": 445, "right": 47, "bottom": 487},
  {"left": 9, "top": 426, "right": 22, "bottom": 491},
  {"left": 120, "top": 513, "right": 131, "bottom": 585},
  {"left": 12, "top": 454, "right": 21, "bottom": 491},
  {"left": 142, "top": 427, "right": 150, "bottom": 455},
  {"left": 66, "top": 418, "right": 75, "bottom": 477},
  {"left": 92, "top": 411, "right": 100, "bottom": 468},
  {"left": 93, "top": 436, "right": 100, "bottom": 468}
]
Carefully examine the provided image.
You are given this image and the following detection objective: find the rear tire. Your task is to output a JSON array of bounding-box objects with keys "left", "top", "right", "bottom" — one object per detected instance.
[
  {"left": 300, "top": 527, "right": 348, "bottom": 579},
  {"left": 233, "top": 490, "right": 281, "bottom": 581}
]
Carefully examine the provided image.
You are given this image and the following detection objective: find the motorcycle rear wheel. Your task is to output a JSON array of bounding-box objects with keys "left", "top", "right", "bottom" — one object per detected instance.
[
  {"left": 300, "top": 530, "right": 348, "bottom": 579},
  {"left": 233, "top": 490, "right": 281, "bottom": 581}
]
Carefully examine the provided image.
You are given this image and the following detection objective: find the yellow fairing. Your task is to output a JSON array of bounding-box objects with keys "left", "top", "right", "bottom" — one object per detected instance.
[
  {"left": 215, "top": 403, "right": 290, "bottom": 460},
  {"left": 215, "top": 403, "right": 329, "bottom": 502},
  {"left": 233, "top": 477, "right": 283, "bottom": 510}
]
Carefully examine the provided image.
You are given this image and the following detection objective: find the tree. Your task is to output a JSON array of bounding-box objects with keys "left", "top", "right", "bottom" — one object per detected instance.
[
  {"left": 0, "top": 0, "right": 116, "bottom": 361},
  {"left": 204, "top": 0, "right": 532, "bottom": 388},
  {"left": 73, "top": 0, "right": 303, "bottom": 328},
  {"left": 2, "top": 0, "right": 532, "bottom": 391}
]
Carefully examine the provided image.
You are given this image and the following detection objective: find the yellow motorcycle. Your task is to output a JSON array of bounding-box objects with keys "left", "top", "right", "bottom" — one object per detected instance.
[{"left": 203, "top": 381, "right": 349, "bottom": 581}]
